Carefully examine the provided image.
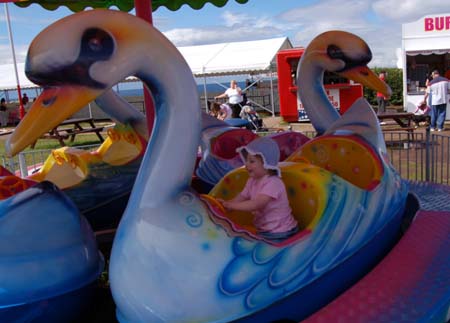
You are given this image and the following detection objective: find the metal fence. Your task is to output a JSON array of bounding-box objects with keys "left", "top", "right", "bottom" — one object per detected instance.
[
  {"left": 1, "top": 144, "right": 101, "bottom": 177},
  {"left": 1, "top": 130, "right": 449, "bottom": 185}
]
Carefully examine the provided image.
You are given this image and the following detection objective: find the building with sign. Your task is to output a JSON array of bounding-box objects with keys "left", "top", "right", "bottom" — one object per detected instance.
[{"left": 402, "top": 13, "right": 450, "bottom": 117}]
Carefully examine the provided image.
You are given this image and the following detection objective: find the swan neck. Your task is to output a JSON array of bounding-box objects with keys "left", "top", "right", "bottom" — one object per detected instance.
[
  {"left": 297, "top": 59, "right": 340, "bottom": 134},
  {"left": 128, "top": 40, "right": 201, "bottom": 206}
]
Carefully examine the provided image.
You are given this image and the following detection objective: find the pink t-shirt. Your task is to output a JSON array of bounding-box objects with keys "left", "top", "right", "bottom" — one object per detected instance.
[{"left": 239, "top": 175, "right": 298, "bottom": 233}]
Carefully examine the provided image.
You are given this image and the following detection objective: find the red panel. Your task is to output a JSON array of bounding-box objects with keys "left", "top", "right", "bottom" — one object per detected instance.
[
  {"left": 276, "top": 48, "right": 304, "bottom": 122},
  {"left": 276, "top": 49, "right": 364, "bottom": 121},
  {"left": 339, "top": 84, "right": 363, "bottom": 114}
]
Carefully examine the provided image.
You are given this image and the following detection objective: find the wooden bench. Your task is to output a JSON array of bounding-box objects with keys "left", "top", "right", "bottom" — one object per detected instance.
[
  {"left": 380, "top": 126, "right": 416, "bottom": 134},
  {"left": 378, "top": 112, "right": 414, "bottom": 128},
  {"left": 378, "top": 112, "right": 419, "bottom": 146},
  {"left": 303, "top": 210, "right": 450, "bottom": 322},
  {"left": 30, "top": 118, "right": 105, "bottom": 148},
  {"left": 65, "top": 126, "right": 104, "bottom": 142}
]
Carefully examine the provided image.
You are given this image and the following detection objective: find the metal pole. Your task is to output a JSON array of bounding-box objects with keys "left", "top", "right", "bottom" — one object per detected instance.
[
  {"left": 203, "top": 73, "right": 208, "bottom": 112},
  {"left": 135, "top": 0, "right": 155, "bottom": 134},
  {"left": 4, "top": 3, "right": 25, "bottom": 119},
  {"left": 425, "top": 127, "right": 430, "bottom": 181},
  {"left": 269, "top": 71, "right": 275, "bottom": 116},
  {"left": 18, "top": 153, "right": 27, "bottom": 178},
  {"left": 88, "top": 103, "right": 93, "bottom": 118}
]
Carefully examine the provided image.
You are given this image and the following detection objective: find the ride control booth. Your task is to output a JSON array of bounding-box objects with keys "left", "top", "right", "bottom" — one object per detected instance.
[{"left": 276, "top": 48, "right": 364, "bottom": 122}]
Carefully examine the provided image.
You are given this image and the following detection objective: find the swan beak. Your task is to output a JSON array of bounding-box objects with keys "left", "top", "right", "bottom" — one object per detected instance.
[
  {"left": 6, "top": 85, "right": 103, "bottom": 157},
  {"left": 339, "top": 66, "right": 392, "bottom": 98}
]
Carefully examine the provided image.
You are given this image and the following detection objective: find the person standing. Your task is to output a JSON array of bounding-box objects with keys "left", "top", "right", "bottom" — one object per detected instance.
[
  {"left": 426, "top": 70, "right": 450, "bottom": 132},
  {"left": 215, "top": 80, "right": 244, "bottom": 118},
  {"left": 376, "top": 71, "right": 388, "bottom": 116},
  {"left": 22, "top": 93, "right": 29, "bottom": 106},
  {"left": 0, "top": 98, "right": 8, "bottom": 127}
]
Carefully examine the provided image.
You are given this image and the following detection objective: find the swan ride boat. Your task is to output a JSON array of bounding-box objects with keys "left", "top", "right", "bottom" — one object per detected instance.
[{"left": 6, "top": 10, "right": 408, "bottom": 322}]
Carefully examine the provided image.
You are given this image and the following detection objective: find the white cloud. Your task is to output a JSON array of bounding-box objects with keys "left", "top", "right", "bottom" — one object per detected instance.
[
  {"left": 164, "top": 25, "right": 280, "bottom": 46},
  {"left": 275, "top": 0, "right": 375, "bottom": 49},
  {"left": 372, "top": 0, "right": 450, "bottom": 22},
  {"left": 221, "top": 11, "right": 249, "bottom": 27},
  {"left": 0, "top": 44, "right": 28, "bottom": 65},
  {"left": 3, "top": 1, "right": 448, "bottom": 68},
  {"left": 163, "top": 7, "right": 295, "bottom": 47},
  {"left": 276, "top": 0, "right": 397, "bottom": 66},
  {"left": 164, "top": 28, "right": 228, "bottom": 46},
  {"left": 281, "top": 0, "right": 371, "bottom": 24},
  {"left": 162, "top": 0, "right": 401, "bottom": 66}
]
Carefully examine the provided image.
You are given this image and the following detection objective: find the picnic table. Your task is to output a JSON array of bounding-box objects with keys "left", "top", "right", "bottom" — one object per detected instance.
[
  {"left": 378, "top": 112, "right": 416, "bottom": 131},
  {"left": 378, "top": 112, "right": 431, "bottom": 148},
  {"left": 31, "top": 117, "right": 105, "bottom": 148},
  {"left": 378, "top": 112, "right": 420, "bottom": 139}
]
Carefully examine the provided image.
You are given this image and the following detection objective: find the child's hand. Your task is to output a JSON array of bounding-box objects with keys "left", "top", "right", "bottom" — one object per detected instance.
[{"left": 220, "top": 200, "right": 234, "bottom": 211}]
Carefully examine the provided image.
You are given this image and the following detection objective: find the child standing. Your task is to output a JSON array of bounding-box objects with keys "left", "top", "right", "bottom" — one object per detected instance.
[{"left": 220, "top": 137, "right": 298, "bottom": 241}]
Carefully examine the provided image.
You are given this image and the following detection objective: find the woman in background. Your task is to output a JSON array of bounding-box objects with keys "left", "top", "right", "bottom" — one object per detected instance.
[{"left": 215, "top": 80, "right": 244, "bottom": 118}]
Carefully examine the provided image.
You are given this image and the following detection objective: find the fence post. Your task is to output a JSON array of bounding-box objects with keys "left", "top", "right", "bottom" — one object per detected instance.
[
  {"left": 6, "top": 157, "right": 15, "bottom": 174},
  {"left": 425, "top": 127, "right": 430, "bottom": 182},
  {"left": 18, "top": 152, "right": 27, "bottom": 178}
]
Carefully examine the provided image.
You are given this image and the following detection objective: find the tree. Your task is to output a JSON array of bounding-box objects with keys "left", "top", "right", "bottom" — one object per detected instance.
[{"left": 364, "top": 68, "right": 403, "bottom": 108}]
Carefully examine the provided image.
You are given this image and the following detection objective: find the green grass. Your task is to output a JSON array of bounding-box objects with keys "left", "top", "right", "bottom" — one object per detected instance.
[
  {"left": 0, "top": 133, "right": 106, "bottom": 170},
  {"left": 0, "top": 133, "right": 104, "bottom": 155}
]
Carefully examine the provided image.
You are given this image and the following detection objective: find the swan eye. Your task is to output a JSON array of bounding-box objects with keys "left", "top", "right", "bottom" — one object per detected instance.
[
  {"left": 88, "top": 38, "right": 102, "bottom": 52},
  {"left": 42, "top": 96, "right": 56, "bottom": 107},
  {"left": 81, "top": 28, "right": 114, "bottom": 59},
  {"left": 327, "top": 45, "right": 344, "bottom": 59}
]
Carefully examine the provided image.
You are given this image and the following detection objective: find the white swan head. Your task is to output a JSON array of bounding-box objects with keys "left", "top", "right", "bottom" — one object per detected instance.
[
  {"left": 297, "top": 30, "right": 391, "bottom": 135},
  {"left": 6, "top": 9, "right": 197, "bottom": 157}
]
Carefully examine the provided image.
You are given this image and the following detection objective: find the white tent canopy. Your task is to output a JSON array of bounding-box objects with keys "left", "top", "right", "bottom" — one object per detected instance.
[
  {"left": 0, "top": 37, "right": 292, "bottom": 91},
  {"left": 0, "top": 62, "right": 37, "bottom": 90},
  {"left": 178, "top": 37, "right": 292, "bottom": 77}
]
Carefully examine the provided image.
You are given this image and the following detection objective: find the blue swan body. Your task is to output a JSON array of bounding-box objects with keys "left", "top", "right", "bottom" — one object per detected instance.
[
  {"left": 9, "top": 11, "right": 408, "bottom": 322},
  {"left": 0, "top": 181, "right": 104, "bottom": 321}
]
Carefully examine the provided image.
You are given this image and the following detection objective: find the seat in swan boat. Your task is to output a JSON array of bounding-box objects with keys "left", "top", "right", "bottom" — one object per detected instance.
[
  {"left": 287, "top": 134, "right": 384, "bottom": 190},
  {"left": 205, "top": 134, "right": 384, "bottom": 241},
  {"left": 205, "top": 162, "right": 330, "bottom": 243},
  {"left": 28, "top": 124, "right": 145, "bottom": 190}
]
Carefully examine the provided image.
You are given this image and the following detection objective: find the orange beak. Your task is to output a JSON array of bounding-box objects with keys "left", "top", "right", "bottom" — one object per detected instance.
[
  {"left": 339, "top": 66, "right": 392, "bottom": 99},
  {"left": 6, "top": 85, "right": 104, "bottom": 157}
]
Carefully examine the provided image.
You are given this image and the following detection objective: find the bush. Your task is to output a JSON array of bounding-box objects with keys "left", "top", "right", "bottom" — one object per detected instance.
[{"left": 364, "top": 68, "right": 403, "bottom": 107}]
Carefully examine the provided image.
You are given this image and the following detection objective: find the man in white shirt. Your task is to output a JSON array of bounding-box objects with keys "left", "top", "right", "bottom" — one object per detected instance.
[
  {"left": 215, "top": 80, "right": 244, "bottom": 118},
  {"left": 427, "top": 70, "right": 450, "bottom": 131}
]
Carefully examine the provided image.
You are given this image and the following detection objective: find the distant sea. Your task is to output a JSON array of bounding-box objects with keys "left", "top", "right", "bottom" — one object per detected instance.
[
  {"left": 115, "top": 82, "right": 240, "bottom": 98},
  {"left": 3, "top": 81, "right": 248, "bottom": 102}
]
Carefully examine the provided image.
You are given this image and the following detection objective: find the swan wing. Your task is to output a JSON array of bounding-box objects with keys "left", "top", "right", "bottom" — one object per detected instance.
[{"left": 324, "top": 98, "right": 387, "bottom": 153}]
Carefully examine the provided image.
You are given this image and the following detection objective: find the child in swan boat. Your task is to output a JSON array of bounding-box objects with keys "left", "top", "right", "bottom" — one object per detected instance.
[{"left": 219, "top": 137, "right": 299, "bottom": 241}]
